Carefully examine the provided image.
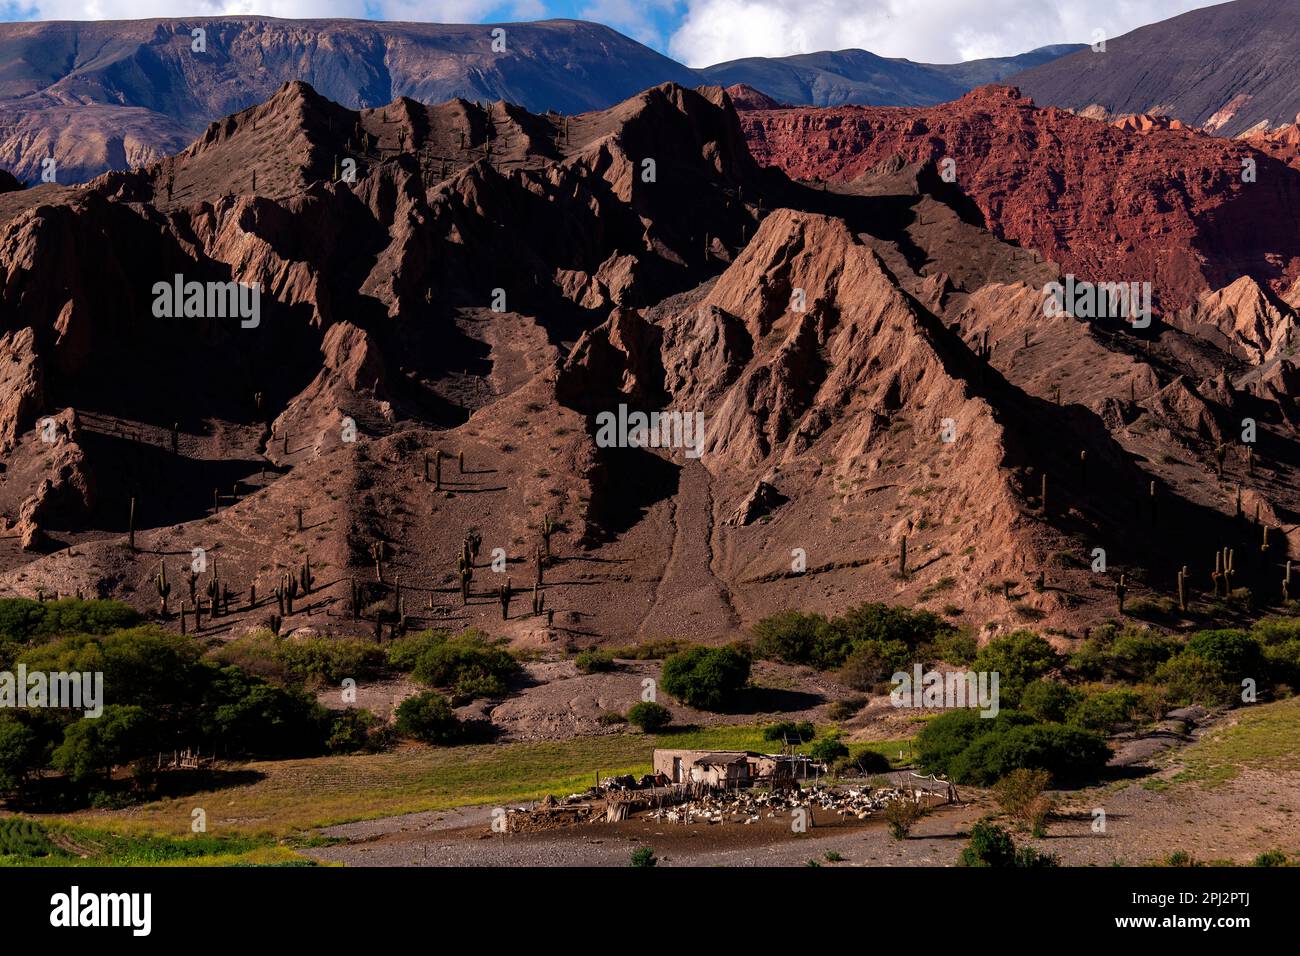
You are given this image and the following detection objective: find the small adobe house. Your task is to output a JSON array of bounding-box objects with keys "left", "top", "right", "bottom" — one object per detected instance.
[{"left": 653, "top": 749, "right": 812, "bottom": 788}]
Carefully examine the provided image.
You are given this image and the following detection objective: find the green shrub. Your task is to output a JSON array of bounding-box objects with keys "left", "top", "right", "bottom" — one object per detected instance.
[
  {"left": 1155, "top": 654, "right": 1240, "bottom": 708},
  {"left": 958, "top": 820, "right": 1058, "bottom": 867},
  {"left": 751, "top": 610, "right": 831, "bottom": 665},
  {"left": 661, "top": 645, "right": 751, "bottom": 710},
  {"left": 917, "top": 709, "right": 1109, "bottom": 786},
  {"left": 0, "top": 715, "right": 41, "bottom": 794},
  {"left": 808, "top": 733, "right": 849, "bottom": 764},
  {"left": 409, "top": 629, "right": 518, "bottom": 702},
  {"left": 574, "top": 649, "right": 616, "bottom": 674},
  {"left": 1069, "top": 687, "right": 1141, "bottom": 733},
  {"left": 0, "top": 598, "right": 140, "bottom": 644},
  {"left": 1020, "top": 679, "right": 1080, "bottom": 723},
  {"left": 993, "top": 768, "right": 1054, "bottom": 834},
  {"left": 630, "top": 846, "right": 658, "bottom": 867},
  {"left": 276, "top": 635, "right": 387, "bottom": 685},
  {"left": 972, "top": 631, "right": 1060, "bottom": 704},
  {"left": 838, "top": 639, "right": 911, "bottom": 691},
  {"left": 1183, "top": 630, "right": 1265, "bottom": 679},
  {"left": 931, "top": 630, "right": 979, "bottom": 666},
  {"left": 326, "top": 708, "right": 392, "bottom": 754},
  {"left": 883, "top": 798, "right": 925, "bottom": 840},
  {"left": 1069, "top": 625, "right": 1176, "bottom": 682},
  {"left": 762, "top": 720, "right": 815, "bottom": 744},
  {"left": 751, "top": 603, "right": 951, "bottom": 671},
  {"left": 386, "top": 630, "right": 453, "bottom": 671},
  {"left": 50, "top": 705, "right": 149, "bottom": 782},
  {"left": 626, "top": 701, "right": 672, "bottom": 732},
  {"left": 1253, "top": 851, "right": 1289, "bottom": 867},
  {"left": 394, "top": 692, "right": 461, "bottom": 744}
]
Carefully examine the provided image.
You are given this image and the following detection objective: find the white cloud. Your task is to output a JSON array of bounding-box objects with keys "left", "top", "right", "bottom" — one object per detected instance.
[
  {"left": 667, "top": 0, "right": 1224, "bottom": 66},
  {"left": 18, "top": 0, "right": 524, "bottom": 21}
]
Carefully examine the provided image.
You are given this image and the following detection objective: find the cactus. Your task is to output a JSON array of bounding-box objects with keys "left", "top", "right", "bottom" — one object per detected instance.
[
  {"left": 1284, "top": 561, "right": 1292, "bottom": 603},
  {"left": 1040, "top": 473, "right": 1049, "bottom": 515},
  {"left": 1261, "top": 525, "right": 1270, "bottom": 554},
  {"left": 500, "top": 579, "right": 512, "bottom": 620},
  {"left": 194, "top": 599, "right": 204, "bottom": 631},
  {"left": 1148, "top": 480, "right": 1157, "bottom": 526},
  {"left": 1177, "top": 566, "right": 1187, "bottom": 612},
  {"left": 268, "top": 614, "right": 282, "bottom": 636},
  {"left": 1079, "top": 449, "right": 1087, "bottom": 485},
  {"left": 372, "top": 541, "right": 385, "bottom": 583},
  {"left": 458, "top": 450, "right": 465, "bottom": 474},
  {"left": 179, "top": 603, "right": 187, "bottom": 635},
  {"left": 155, "top": 561, "right": 171, "bottom": 615},
  {"left": 249, "top": 582, "right": 257, "bottom": 609},
  {"left": 1115, "top": 574, "right": 1127, "bottom": 614},
  {"left": 459, "top": 558, "right": 473, "bottom": 605},
  {"left": 300, "top": 557, "right": 314, "bottom": 595},
  {"left": 434, "top": 450, "right": 443, "bottom": 490},
  {"left": 541, "top": 513, "right": 556, "bottom": 560},
  {"left": 1215, "top": 444, "right": 1227, "bottom": 478},
  {"left": 899, "top": 535, "right": 908, "bottom": 577},
  {"left": 128, "top": 497, "right": 137, "bottom": 551},
  {"left": 350, "top": 578, "right": 361, "bottom": 619},
  {"left": 296, "top": 506, "right": 304, "bottom": 532},
  {"left": 535, "top": 546, "right": 544, "bottom": 587},
  {"left": 1246, "top": 445, "right": 1255, "bottom": 476},
  {"left": 213, "top": 487, "right": 220, "bottom": 516}
]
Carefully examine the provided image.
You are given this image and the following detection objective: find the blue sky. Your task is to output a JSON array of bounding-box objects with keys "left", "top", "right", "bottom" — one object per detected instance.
[{"left": 0, "top": 0, "right": 1223, "bottom": 67}]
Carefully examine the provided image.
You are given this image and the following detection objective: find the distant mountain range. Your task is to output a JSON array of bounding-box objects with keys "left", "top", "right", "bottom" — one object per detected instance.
[
  {"left": 697, "top": 45, "right": 1083, "bottom": 108},
  {"left": 0, "top": 16, "right": 1077, "bottom": 183},
  {"left": 1014, "top": 0, "right": 1300, "bottom": 136}
]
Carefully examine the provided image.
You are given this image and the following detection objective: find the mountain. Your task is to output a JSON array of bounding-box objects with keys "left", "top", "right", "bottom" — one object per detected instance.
[
  {"left": 2, "top": 79, "right": 1298, "bottom": 645},
  {"left": 0, "top": 17, "right": 1080, "bottom": 185},
  {"left": 0, "top": 17, "right": 699, "bottom": 183},
  {"left": 697, "top": 44, "right": 1082, "bottom": 107},
  {"left": 737, "top": 84, "right": 1300, "bottom": 309},
  {"left": 1014, "top": 0, "right": 1300, "bottom": 135}
]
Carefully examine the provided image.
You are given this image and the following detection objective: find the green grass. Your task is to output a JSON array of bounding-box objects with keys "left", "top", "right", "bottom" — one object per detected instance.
[
  {"left": 1171, "top": 696, "right": 1300, "bottom": 788},
  {"left": 0, "top": 819, "right": 299, "bottom": 867},
  {"left": 46, "top": 725, "right": 911, "bottom": 844}
]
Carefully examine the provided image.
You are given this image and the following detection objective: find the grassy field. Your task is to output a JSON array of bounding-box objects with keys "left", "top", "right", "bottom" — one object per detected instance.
[
  {"left": 6, "top": 725, "right": 909, "bottom": 864},
  {"left": 1172, "top": 696, "right": 1300, "bottom": 788}
]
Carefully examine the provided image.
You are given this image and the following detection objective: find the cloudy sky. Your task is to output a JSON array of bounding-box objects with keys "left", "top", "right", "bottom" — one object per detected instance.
[{"left": 0, "top": 0, "right": 1225, "bottom": 65}]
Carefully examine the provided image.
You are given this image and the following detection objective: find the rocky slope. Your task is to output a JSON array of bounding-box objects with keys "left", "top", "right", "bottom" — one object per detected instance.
[
  {"left": 737, "top": 84, "right": 1300, "bottom": 310},
  {"left": 0, "top": 17, "right": 1081, "bottom": 186},
  {"left": 1014, "top": 0, "right": 1300, "bottom": 136},
  {"left": 0, "top": 79, "right": 1296, "bottom": 650}
]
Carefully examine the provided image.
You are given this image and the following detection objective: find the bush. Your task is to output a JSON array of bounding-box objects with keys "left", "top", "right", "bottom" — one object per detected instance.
[
  {"left": 1155, "top": 654, "right": 1240, "bottom": 708},
  {"left": 932, "top": 630, "right": 979, "bottom": 666},
  {"left": 762, "top": 720, "right": 815, "bottom": 744},
  {"left": 1069, "top": 687, "right": 1141, "bottom": 733},
  {"left": 958, "top": 820, "right": 1058, "bottom": 867},
  {"left": 993, "top": 768, "right": 1054, "bottom": 835},
  {"left": 386, "top": 630, "right": 453, "bottom": 671},
  {"left": 0, "top": 818, "right": 57, "bottom": 858},
  {"left": 0, "top": 716, "right": 41, "bottom": 793},
  {"left": 0, "top": 598, "right": 140, "bottom": 644},
  {"left": 1069, "top": 625, "right": 1176, "bottom": 682},
  {"left": 626, "top": 702, "right": 672, "bottom": 732},
  {"left": 808, "top": 733, "right": 849, "bottom": 764},
  {"left": 50, "top": 705, "right": 149, "bottom": 782},
  {"left": 276, "top": 635, "right": 387, "bottom": 685},
  {"left": 630, "top": 846, "right": 658, "bottom": 867},
  {"left": 326, "top": 708, "right": 392, "bottom": 754},
  {"left": 574, "top": 649, "right": 616, "bottom": 674},
  {"left": 751, "top": 603, "right": 951, "bottom": 671},
  {"left": 972, "top": 631, "right": 1060, "bottom": 704},
  {"left": 408, "top": 629, "right": 518, "bottom": 702},
  {"left": 917, "top": 709, "right": 1110, "bottom": 786},
  {"left": 1253, "top": 850, "right": 1289, "bottom": 867},
  {"left": 1020, "top": 679, "right": 1080, "bottom": 723},
  {"left": 838, "top": 639, "right": 910, "bottom": 692},
  {"left": 394, "top": 692, "right": 461, "bottom": 744},
  {"left": 660, "top": 646, "right": 751, "bottom": 710},
  {"left": 1183, "top": 630, "right": 1265, "bottom": 679},
  {"left": 883, "top": 798, "right": 925, "bottom": 840}
]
